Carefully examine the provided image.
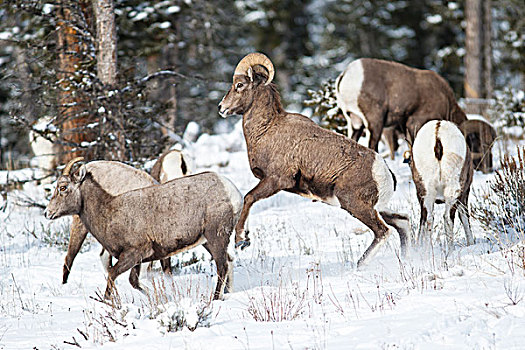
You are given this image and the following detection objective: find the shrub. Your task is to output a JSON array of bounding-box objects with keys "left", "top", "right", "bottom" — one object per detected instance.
[
  {"left": 472, "top": 146, "right": 525, "bottom": 247},
  {"left": 304, "top": 79, "right": 348, "bottom": 135},
  {"left": 488, "top": 88, "right": 525, "bottom": 138}
]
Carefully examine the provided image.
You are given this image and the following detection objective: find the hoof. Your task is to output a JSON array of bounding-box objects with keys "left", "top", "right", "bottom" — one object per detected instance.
[{"left": 235, "top": 240, "right": 251, "bottom": 250}]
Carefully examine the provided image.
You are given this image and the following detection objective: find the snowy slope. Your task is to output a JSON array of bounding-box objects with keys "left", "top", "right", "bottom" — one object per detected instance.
[{"left": 1, "top": 120, "right": 525, "bottom": 349}]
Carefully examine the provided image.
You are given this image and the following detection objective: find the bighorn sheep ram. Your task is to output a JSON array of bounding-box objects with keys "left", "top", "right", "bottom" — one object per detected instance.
[
  {"left": 46, "top": 157, "right": 242, "bottom": 300},
  {"left": 403, "top": 120, "right": 474, "bottom": 248},
  {"left": 459, "top": 118, "right": 496, "bottom": 173},
  {"left": 218, "top": 53, "right": 410, "bottom": 266},
  {"left": 335, "top": 58, "right": 467, "bottom": 153}
]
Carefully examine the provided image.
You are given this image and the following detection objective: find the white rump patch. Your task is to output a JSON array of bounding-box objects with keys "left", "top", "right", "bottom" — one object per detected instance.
[
  {"left": 217, "top": 174, "right": 243, "bottom": 216},
  {"left": 161, "top": 151, "right": 185, "bottom": 183},
  {"left": 413, "top": 121, "right": 466, "bottom": 199},
  {"left": 372, "top": 153, "right": 394, "bottom": 210},
  {"left": 335, "top": 59, "right": 368, "bottom": 131}
]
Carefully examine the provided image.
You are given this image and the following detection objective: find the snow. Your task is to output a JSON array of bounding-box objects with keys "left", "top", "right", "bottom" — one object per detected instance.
[
  {"left": 426, "top": 14, "right": 443, "bottom": 24},
  {"left": 166, "top": 5, "right": 181, "bottom": 14},
  {"left": 1, "top": 121, "right": 525, "bottom": 349}
]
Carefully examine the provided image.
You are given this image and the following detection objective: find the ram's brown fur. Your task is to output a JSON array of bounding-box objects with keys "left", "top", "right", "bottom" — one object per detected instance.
[{"left": 219, "top": 53, "right": 410, "bottom": 266}]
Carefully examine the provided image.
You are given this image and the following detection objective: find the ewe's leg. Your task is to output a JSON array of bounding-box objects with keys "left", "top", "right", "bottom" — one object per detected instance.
[
  {"left": 419, "top": 197, "right": 434, "bottom": 247},
  {"left": 105, "top": 249, "right": 143, "bottom": 299},
  {"left": 128, "top": 264, "right": 143, "bottom": 292},
  {"left": 457, "top": 185, "right": 474, "bottom": 246},
  {"left": 224, "top": 253, "right": 234, "bottom": 294},
  {"left": 351, "top": 125, "right": 365, "bottom": 141},
  {"left": 63, "top": 215, "right": 88, "bottom": 284},
  {"left": 382, "top": 127, "right": 398, "bottom": 160},
  {"left": 444, "top": 200, "right": 455, "bottom": 251},
  {"left": 160, "top": 258, "right": 172, "bottom": 274},
  {"left": 361, "top": 108, "right": 387, "bottom": 152},
  {"left": 99, "top": 249, "right": 113, "bottom": 273},
  {"left": 458, "top": 204, "right": 473, "bottom": 246},
  {"left": 235, "top": 176, "right": 290, "bottom": 249},
  {"left": 368, "top": 122, "right": 384, "bottom": 152},
  {"left": 203, "top": 243, "right": 230, "bottom": 300}
]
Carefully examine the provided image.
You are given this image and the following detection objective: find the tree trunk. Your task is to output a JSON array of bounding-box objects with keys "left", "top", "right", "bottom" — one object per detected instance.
[
  {"left": 93, "top": 0, "right": 123, "bottom": 160},
  {"left": 57, "top": 0, "right": 92, "bottom": 164},
  {"left": 483, "top": 0, "right": 492, "bottom": 99},
  {"left": 465, "top": 0, "right": 483, "bottom": 98},
  {"left": 93, "top": 0, "right": 117, "bottom": 86}
]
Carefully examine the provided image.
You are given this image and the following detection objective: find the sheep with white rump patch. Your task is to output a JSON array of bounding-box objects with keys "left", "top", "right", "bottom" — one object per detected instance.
[
  {"left": 404, "top": 120, "right": 474, "bottom": 248},
  {"left": 219, "top": 52, "right": 410, "bottom": 267},
  {"left": 335, "top": 58, "right": 467, "bottom": 155},
  {"left": 46, "top": 157, "right": 242, "bottom": 300}
]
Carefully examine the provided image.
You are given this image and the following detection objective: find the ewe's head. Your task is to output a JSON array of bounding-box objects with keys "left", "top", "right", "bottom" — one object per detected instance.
[
  {"left": 45, "top": 157, "right": 86, "bottom": 220},
  {"left": 218, "top": 52, "right": 275, "bottom": 118}
]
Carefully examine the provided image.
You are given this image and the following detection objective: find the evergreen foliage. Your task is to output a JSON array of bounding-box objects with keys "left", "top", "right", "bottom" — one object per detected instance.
[{"left": 0, "top": 0, "right": 523, "bottom": 168}]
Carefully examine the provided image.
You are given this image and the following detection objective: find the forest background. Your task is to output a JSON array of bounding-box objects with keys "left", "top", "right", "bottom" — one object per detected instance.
[{"left": 0, "top": 0, "right": 523, "bottom": 169}]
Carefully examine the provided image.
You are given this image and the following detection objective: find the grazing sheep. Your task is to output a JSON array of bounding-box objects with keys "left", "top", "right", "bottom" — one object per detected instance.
[
  {"left": 47, "top": 158, "right": 242, "bottom": 299},
  {"left": 404, "top": 120, "right": 474, "bottom": 248},
  {"left": 459, "top": 118, "right": 496, "bottom": 174},
  {"left": 335, "top": 58, "right": 467, "bottom": 153},
  {"left": 219, "top": 53, "right": 410, "bottom": 267},
  {"left": 150, "top": 148, "right": 193, "bottom": 183}
]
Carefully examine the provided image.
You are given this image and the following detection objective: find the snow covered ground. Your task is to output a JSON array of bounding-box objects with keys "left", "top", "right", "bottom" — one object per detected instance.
[{"left": 1, "top": 120, "right": 525, "bottom": 349}]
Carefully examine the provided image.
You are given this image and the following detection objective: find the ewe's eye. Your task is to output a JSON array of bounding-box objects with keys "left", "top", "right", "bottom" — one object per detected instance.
[
  {"left": 236, "top": 82, "right": 244, "bottom": 90},
  {"left": 59, "top": 186, "right": 67, "bottom": 192}
]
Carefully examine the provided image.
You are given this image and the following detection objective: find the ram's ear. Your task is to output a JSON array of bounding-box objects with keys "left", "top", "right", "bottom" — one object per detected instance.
[
  {"left": 247, "top": 67, "right": 254, "bottom": 82},
  {"left": 72, "top": 165, "right": 86, "bottom": 184}
]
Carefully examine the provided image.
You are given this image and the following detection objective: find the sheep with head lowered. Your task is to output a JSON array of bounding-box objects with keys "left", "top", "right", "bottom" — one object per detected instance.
[
  {"left": 219, "top": 52, "right": 410, "bottom": 267},
  {"left": 403, "top": 120, "right": 474, "bottom": 249},
  {"left": 46, "top": 157, "right": 242, "bottom": 300},
  {"left": 335, "top": 58, "right": 467, "bottom": 155}
]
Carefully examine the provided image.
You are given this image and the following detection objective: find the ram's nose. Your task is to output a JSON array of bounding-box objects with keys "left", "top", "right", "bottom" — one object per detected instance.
[
  {"left": 218, "top": 104, "right": 229, "bottom": 118},
  {"left": 44, "top": 209, "right": 54, "bottom": 220}
]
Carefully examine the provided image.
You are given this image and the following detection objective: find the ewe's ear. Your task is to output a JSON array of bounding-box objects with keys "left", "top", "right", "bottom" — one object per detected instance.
[
  {"left": 247, "top": 67, "right": 254, "bottom": 82},
  {"left": 72, "top": 165, "right": 86, "bottom": 183}
]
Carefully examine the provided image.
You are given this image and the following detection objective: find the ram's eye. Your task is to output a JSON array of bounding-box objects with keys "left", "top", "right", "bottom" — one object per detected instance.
[
  {"left": 236, "top": 82, "right": 244, "bottom": 89},
  {"left": 59, "top": 186, "right": 67, "bottom": 192}
]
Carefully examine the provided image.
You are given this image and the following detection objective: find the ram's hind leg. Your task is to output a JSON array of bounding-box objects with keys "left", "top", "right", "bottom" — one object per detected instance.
[
  {"left": 338, "top": 196, "right": 391, "bottom": 267},
  {"left": 380, "top": 210, "right": 410, "bottom": 257}
]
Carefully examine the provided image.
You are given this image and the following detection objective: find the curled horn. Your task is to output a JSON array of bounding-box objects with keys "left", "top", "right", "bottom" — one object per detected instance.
[
  {"left": 234, "top": 52, "right": 275, "bottom": 86},
  {"left": 62, "top": 157, "right": 84, "bottom": 176}
]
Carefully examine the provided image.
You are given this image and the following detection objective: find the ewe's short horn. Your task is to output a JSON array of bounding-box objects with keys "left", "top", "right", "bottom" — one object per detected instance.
[
  {"left": 234, "top": 52, "right": 275, "bottom": 86},
  {"left": 63, "top": 157, "right": 85, "bottom": 176}
]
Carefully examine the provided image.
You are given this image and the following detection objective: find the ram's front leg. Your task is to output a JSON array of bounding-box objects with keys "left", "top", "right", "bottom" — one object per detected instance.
[{"left": 235, "top": 175, "right": 292, "bottom": 249}]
